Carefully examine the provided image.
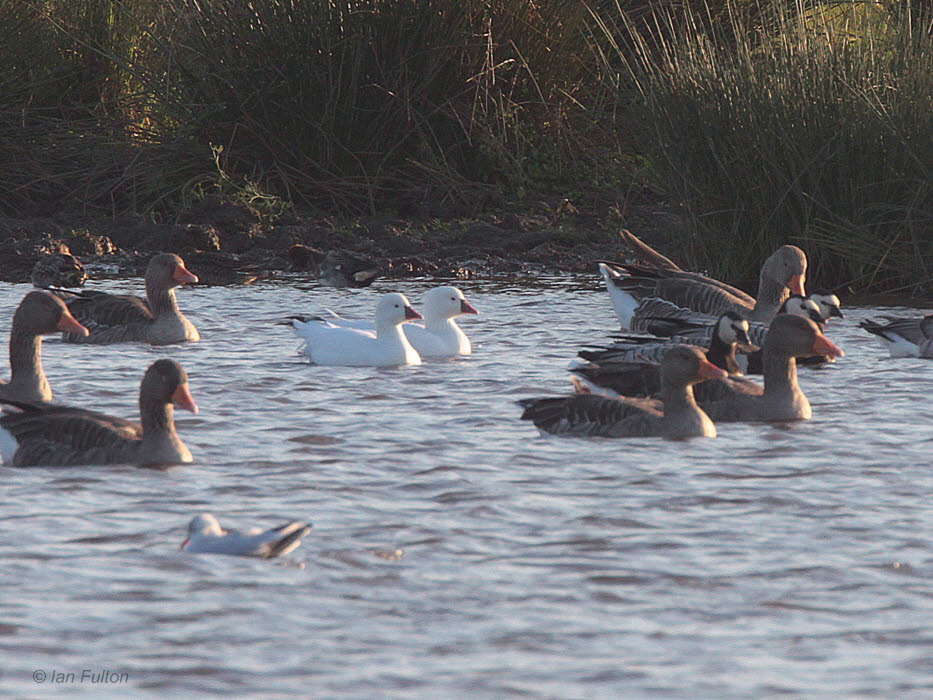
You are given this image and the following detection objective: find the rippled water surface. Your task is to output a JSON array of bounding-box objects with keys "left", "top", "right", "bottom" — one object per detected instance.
[{"left": 1, "top": 274, "right": 933, "bottom": 697}]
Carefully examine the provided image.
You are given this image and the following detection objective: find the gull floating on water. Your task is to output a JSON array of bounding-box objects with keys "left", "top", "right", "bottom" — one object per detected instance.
[{"left": 181, "top": 513, "right": 311, "bottom": 558}]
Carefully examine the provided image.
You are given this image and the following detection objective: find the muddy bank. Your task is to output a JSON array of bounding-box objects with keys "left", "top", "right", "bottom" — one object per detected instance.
[{"left": 0, "top": 196, "right": 658, "bottom": 287}]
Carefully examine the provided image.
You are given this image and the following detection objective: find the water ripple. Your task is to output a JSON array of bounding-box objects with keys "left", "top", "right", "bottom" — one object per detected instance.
[{"left": 0, "top": 281, "right": 930, "bottom": 696}]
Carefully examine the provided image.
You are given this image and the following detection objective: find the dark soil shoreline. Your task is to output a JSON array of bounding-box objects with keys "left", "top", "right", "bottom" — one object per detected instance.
[{"left": 0, "top": 196, "right": 656, "bottom": 287}]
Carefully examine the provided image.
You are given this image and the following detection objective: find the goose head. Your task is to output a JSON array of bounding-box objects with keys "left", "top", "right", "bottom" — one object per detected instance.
[
  {"left": 141, "top": 359, "right": 199, "bottom": 415},
  {"left": 375, "top": 292, "right": 423, "bottom": 328},
  {"left": 807, "top": 290, "right": 844, "bottom": 321},
  {"left": 762, "top": 245, "right": 807, "bottom": 296},
  {"left": 148, "top": 253, "right": 199, "bottom": 290},
  {"left": 714, "top": 311, "right": 753, "bottom": 348},
  {"left": 14, "top": 291, "right": 89, "bottom": 337},
  {"left": 779, "top": 295, "right": 823, "bottom": 325},
  {"left": 423, "top": 286, "right": 479, "bottom": 320},
  {"left": 661, "top": 345, "right": 729, "bottom": 386},
  {"left": 764, "top": 314, "right": 844, "bottom": 360}
]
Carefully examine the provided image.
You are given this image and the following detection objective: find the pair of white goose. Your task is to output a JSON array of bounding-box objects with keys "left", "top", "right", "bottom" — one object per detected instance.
[{"left": 289, "top": 286, "right": 478, "bottom": 366}]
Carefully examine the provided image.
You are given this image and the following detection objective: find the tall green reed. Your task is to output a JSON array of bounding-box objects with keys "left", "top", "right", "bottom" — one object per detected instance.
[{"left": 595, "top": 0, "right": 933, "bottom": 294}]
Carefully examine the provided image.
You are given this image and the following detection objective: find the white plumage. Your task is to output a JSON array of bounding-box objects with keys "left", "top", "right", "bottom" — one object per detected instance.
[
  {"left": 182, "top": 513, "right": 311, "bottom": 558},
  {"left": 290, "top": 292, "right": 423, "bottom": 366},
  {"left": 315, "top": 286, "right": 478, "bottom": 358}
]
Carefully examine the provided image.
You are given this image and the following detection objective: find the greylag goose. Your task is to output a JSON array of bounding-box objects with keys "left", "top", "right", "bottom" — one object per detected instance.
[
  {"left": 311, "top": 286, "right": 479, "bottom": 358},
  {"left": 182, "top": 513, "right": 311, "bottom": 557},
  {"left": 288, "top": 292, "right": 423, "bottom": 366},
  {"left": 1, "top": 291, "right": 89, "bottom": 403},
  {"left": 519, "top": 345, "right": 727, "bottom": 438},
  {"left": 600, "top": 244, "right": 807, "bottom": 325},
  {"left": 0, "top": 359, "right": 197, "bottom": 467},
  {"left": 860, "top": 314, "right": 933, "bottom": 358},
  {"left": 571, "top": 315, "right": 842, "bottom": 422},
  {"left": 61, "top": 253, "right": 199, "bottom": 345},
  {"left": 31, "top": 253, "right": 88, "bottom": 288},
  {"left": 694, "top": 314, "right": 842, "bottom": 422}
]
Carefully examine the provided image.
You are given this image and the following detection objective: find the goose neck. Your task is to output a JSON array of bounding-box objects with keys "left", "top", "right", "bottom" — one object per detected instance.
[
  {"left": 762, "top": 350, "right": 798, "bottom": 396},
  {"left": 147, "top": 283, "right": 179, "bottom": 316},
  {"left": 7, "top": 328, "right": 49, "bottom": 400},
  {"left": 752, "top": 276, "right": 789, "bottom": 320}
]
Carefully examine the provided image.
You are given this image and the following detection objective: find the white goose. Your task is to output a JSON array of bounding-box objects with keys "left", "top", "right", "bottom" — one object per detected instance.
[
  {"left": 289, "top": 292, "right": 423, "bottom": 366},
  {"left": 182, "top": 513, "right": 311, "bottom": 558},
  {"left": 314, "top": 286, "right": 478, "bottom": 358}
]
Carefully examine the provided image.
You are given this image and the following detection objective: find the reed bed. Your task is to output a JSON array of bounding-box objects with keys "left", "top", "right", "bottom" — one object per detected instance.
[
  {"left": 2, "top": 0, "right": 613, "bottom": 217},
  {"left": 3, "top": 1, "right": 933, "bottom": 293},
  {"left": 598, "top": 0, "right": 933, "bottom": 294}
]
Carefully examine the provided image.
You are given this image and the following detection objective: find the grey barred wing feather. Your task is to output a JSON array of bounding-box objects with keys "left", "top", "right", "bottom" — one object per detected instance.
[
  {"left": 572, "top": 360, "right": 664, "bottom": 398},
  {"left": 627, "top": 297, "right": 716, "bottom": 338},
  {"left": 608, "top": 263, "right": 756, "bottom": 313},
  {"left": 0, "top": 401, "right": 141, "bottom": 466},
  {"left": 66, "top": 290, "right": 154, "bottom": 325},
  {"left": 65, "top": 320, "right": 154, "bottom": 344},
  {"left": 63, "top": 291, "right": 154, "bottom": 343},
  {"left": 518, "top": 393, "right": 661, "bottom": 437},
  {"left": 693, "top": 377, "right": 762, "bottom": 423}
]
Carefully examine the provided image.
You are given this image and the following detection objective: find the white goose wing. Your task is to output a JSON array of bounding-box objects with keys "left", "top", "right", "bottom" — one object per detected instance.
[{"left": 290, "top": 318, "right": 419, "bottom": 366}]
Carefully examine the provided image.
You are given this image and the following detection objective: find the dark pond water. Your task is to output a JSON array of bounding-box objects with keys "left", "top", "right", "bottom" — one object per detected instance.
[{"left": 0, "top": 275, "right": 931, "bottom": 697}]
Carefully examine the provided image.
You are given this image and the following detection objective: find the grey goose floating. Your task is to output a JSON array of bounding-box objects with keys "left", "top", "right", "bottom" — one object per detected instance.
[
  {"left": 59, "top": 253, "right": 199, "bottom": 345},
  {"left": 1, "top": 291, "right": 88, "bottom": 403},
  {"left": 571, "top": 314, "right": 842, "bottom": 423},
  {"left": 600, "top": 234, "right": 807, "bottom": 324},
  {"left": 0, "top": 359, "right": 197, "bottom": 467},
  {"left": 519, "top": 345, "right": 727, "bottom": 439}
]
